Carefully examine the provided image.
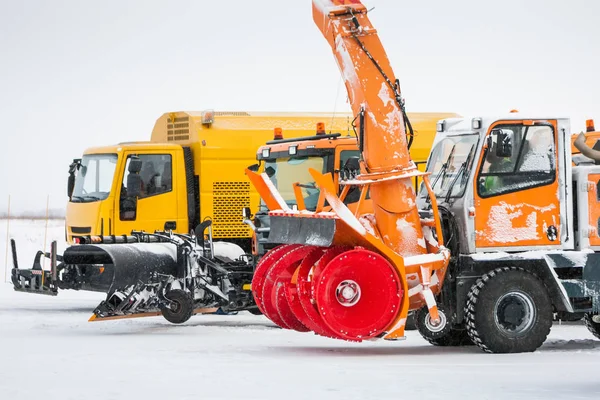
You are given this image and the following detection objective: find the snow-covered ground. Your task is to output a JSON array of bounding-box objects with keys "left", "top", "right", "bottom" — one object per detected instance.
[{"left": 1, "top": 220, "right": 600, "bottom": 400}]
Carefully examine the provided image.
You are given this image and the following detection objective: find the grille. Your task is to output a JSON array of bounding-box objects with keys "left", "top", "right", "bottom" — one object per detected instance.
[
  {"left": 212, "top": 181, "right": 251, "bottom": 238},
  {"left": 166, "top": 116, "right": 189, "bottom": 141},
  {"left": 214, "top": 111, "right": 251, "bottom": 117}
]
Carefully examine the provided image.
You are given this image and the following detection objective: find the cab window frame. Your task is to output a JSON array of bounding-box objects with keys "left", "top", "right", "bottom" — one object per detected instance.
[{"left": 476, "top": 123, "right": 556, "bottom": 198}]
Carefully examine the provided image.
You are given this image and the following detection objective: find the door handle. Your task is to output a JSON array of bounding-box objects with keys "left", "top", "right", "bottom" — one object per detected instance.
[{"left": 164, "top": 221, "right": 177, "bottom": 230}]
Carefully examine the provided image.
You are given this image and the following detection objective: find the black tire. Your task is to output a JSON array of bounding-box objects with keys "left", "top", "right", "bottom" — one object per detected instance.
[
  {"left": 161, "top": 289, "right": 194, "bottom": 324},
  {"left": 584, "top": 314, "right": 600, "bottom": 340},
  {"left": 248, "top": 307, "right": 263, "bottom": 316},
  {"left": 555, "top": 311, "right": 584, "bottom": 322},
  {"left": 465, "top": 267, "right": 552, "bottom": 353},
  {"left": 415, "top": 306, "right": 472, "bottom": 346}
]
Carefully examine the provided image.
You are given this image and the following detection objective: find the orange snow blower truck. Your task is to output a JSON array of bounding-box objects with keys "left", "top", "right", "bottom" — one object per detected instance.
[
  {"left": 246, "top": 0, "right": 450, "bottom": 342},
  {"left": 246, "top": 0, "right": 600, "bottom": 353}
]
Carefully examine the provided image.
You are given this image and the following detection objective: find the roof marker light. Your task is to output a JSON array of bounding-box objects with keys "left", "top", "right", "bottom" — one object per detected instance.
[
  {"left": 289, "top": 145, "right": 298, "bottom": 155},
  {"left": 201, "top": 109, "right": 215, "bottom": 125},
  {"left": 274, "top": 127, "right": 283, "bottom": 140},
  {"left": 586, "top": 119, "right": 596, "bottom": 132},
  {"left": 261, "top": 148, "right": 270, "bottom": 158},
  {"left": 316, "top": 122, "right": 326, "bottom": 135}
]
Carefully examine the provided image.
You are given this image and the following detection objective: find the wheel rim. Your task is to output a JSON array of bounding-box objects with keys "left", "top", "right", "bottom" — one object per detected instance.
[
  {"left": 424, "top": 309, "right": 447, "bottom": 333},
  {"left": 494, "top": 291, "right": 536, "bottom": 335}
]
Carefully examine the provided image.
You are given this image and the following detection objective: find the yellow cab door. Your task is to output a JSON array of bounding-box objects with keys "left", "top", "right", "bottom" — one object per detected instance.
[
  {"left": 113, "top": 151, "right": 181, "bottom": 235},
  {"left": 473, "top": 120, "right": 561, "bottom": 250}
]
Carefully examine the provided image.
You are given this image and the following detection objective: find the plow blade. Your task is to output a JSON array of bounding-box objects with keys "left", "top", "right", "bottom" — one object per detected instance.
[
  {"left": 62, "top": 242, "right": 179, "bottom": 294},
  {"left": 267, "top": 215, "right": 336, "bottom": 247}
]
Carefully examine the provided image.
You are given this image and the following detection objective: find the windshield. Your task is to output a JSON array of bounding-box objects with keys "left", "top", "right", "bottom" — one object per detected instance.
[
  {"left": 260, "top": 155, "right": 329, "bottom": 211},
  {"left": 420, "top": 134, "right": 479, "bottom": 199},
  {"left": 71, "top": 154, "right": 118, "bottom": 202}
]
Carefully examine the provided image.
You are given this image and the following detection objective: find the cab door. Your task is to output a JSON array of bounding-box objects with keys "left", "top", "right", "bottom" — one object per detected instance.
[
  {"left": 113, "top": 152, "right": 180, "bottom": 235},
  {"left": 473, "top": 120, "right": 562, "bottom": 250}
]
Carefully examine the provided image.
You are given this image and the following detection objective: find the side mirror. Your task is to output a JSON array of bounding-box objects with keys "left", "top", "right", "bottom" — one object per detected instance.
[
  {"left": 494, "top": 129, "right": 513, "bottom": 158},
  {"left": 67, "top": 175, "right": 75, "bottom": 199},
  {"left": 128, "top": 157, "right": 143, "bottom": 173},
  {"left": 126, "top": 174, "right": 142, "bottom": 197},
  {"left": 67, "top": 159, "right": 81, "bottom": 199},
  {"left": 248, "top": 163, "right": 260, "bottom": 172}
]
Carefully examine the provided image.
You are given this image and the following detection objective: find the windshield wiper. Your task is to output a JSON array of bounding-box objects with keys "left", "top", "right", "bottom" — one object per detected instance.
[
  {"left": 70, "top": 196, "right": 84, "bottom": 202},
  {"left": 443, "top": 144, "right": 475, "bottom": 204},
  {"left": 425, "top": 144, "right": 456, "bottom": 203}
]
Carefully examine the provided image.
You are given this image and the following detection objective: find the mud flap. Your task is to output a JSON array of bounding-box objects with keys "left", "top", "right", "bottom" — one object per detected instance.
[{"left": 267, "top": 215, "right": 336, "bottom": 247}]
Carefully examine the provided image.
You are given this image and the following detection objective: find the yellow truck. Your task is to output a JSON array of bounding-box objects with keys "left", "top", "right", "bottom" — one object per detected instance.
[{"left": 66, "top": 110, "right": 457, "bottom": 253}]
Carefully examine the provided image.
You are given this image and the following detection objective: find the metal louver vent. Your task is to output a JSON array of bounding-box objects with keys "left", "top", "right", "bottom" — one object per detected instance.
[
  {"left": 167, "top": 116, "right": 190, "bottom": 141},
  {"left": 214, "top": 112, "right": 251, "bottom": 117},
  {"left": 212, "top": 181, "right": 251, "bottom": 239}
]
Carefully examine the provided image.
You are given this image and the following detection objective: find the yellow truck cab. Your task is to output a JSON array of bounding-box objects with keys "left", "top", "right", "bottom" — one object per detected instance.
[{"left": 66, "top": 111, "right": 357, "bottom": 250}]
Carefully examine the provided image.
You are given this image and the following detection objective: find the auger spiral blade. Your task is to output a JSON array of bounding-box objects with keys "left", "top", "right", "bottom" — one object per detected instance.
[
  {"left": 252, "top": 244, "right": 301, "bottom": 315},
  {"left": 313, "top": 248, "right": 403, "bottom": 341},
  {"left": 275, "top": 283, "right": 310, "bottom": 332},
  {"left": 298, "top": 247, "right": 350, "bottom": 339},
  {"left": 260, "top": 245, "right": 316, "bottom": 329},
  {"left": 281, "top": 247, "right": 338, "bottom": 337}
]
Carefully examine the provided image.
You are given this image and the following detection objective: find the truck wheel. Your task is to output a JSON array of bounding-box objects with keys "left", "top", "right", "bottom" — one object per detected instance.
[
  {"left": 248, "top": 308, "right": 263, "bottom": 316},
  {"left": 415, "top": 306, "right": 472, "bottom": 346},
  {"left": 465, "top": 267, "right": 552, "bottom": 353},
  {"left": 584, "top": 314, "right": 600, "bottom": 339},
  {"left": 161, "top": 289, "right": 194, "bottom": 324}
]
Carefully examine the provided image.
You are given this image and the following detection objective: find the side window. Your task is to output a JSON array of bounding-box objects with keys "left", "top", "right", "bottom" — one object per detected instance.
[
  {"left": 478, "top": 125, "right": 555, "bottom": 197},
  {"left": 122, "top": 154, "right": 172, "bottom": 199},
  {"left": 339, "top": 150, "right": 362, "bottom": 204},
  {"left": 339, "top": 150, "right": 360, "bottom": 170}
]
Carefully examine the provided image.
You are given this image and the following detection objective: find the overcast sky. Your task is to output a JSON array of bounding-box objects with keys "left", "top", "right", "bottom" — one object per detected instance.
[{"left": 1, "top": 0, "right": 599, "bottom": 213}]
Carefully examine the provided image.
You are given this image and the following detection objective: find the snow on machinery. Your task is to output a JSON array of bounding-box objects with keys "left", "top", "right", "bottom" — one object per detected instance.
[{"left": 247, "top": 0, "right": 600, "bottom": 353}]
